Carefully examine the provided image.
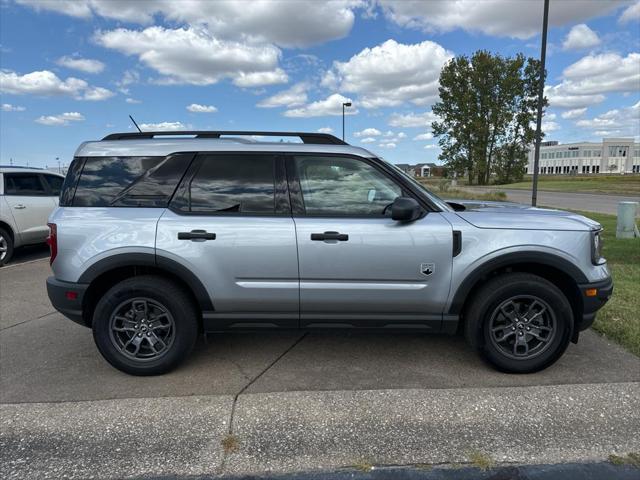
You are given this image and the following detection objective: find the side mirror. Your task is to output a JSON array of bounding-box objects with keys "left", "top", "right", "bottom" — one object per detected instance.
[{"left": 391, "top": 197, "right": 423, "bottom": 222}]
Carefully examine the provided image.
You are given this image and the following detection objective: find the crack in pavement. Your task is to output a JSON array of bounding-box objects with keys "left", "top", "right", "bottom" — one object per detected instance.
[
  {"left": 0, "top": 310, "right": 57, "bottom": 331},
  {"left": 218, "top": 332, "right": 308, "bottom": 473}
]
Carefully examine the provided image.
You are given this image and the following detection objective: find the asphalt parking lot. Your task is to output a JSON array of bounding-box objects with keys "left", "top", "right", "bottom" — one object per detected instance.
[{"left": 1, "top": 255, "right": 639, "bottom": 478}]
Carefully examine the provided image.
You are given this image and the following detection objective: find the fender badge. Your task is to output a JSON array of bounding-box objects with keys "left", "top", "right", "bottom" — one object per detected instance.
[{"left": 420, "top": 263, "right": 435, "bottom": 276}]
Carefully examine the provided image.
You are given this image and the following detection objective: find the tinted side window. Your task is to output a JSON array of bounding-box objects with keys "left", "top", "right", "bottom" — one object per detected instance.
[
  {"left": 59, "top": 157, "right": 84, "bottom": 206},
  {"left": 43, "top": 175, "right": 64, "bottom": 196},
  {"left": 294, "top": 156, "right": 401, "bottom": 216},
  {"left": 172, "top": 154, "right": 275, "bottom": 214},
  {"left": 112, "top": 153, "right": 194, "bottom": 207},
  {"left": 72, "top": 156, "right": 175, "bottom": 207},
  {"left": 4, "top": 173, "right": 47, "bottom": 196}
]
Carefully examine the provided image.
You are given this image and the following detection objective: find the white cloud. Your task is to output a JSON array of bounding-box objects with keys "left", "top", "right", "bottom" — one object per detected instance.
[
  {"left": 360, "top": 137, "right": 376, "bottom": 143},
  {"left": 413, "top": 132, "right": 434, "bottom": 141},
  {"left": 0, "top": 69, "right": 114, "bottom": 100},
  {"left": 35, "top": 111, "right": 85, "bottom": 126},
  {"left": 284, "top": 93, "right": 357, "bottom": 117},
  {"left": 378, "top": 142, "right": 396, "bottom": 149},
  {"left": 380, "top": 130, "right": 406, "bottom": 143},
  {"left": 388, "top": 111, "right": 438, "bottom": 128},
  {"left": 56, "top": 55, "right": 105, "bottom": 74},
  {"left": 116, "top": 69, "right": 139, "bottom": 95},
  {"left": 18, "top": 0, "right": 363, "bottom": 48},
  {"left": 379, "top": 0, "right": 626, "bottom": 39},
  {"left": 354, "top": 127, "right": 382, "bottom": 137},
  {"left": 546, "top": 52, "right": 640, "bottom": 108},
  {"left": 234, "top": 69, "right": 288, "bottom": 88},
  {"left": 424, "top": 144, "right": 439, "bottom": 150},
  {"left": 575, "top": 101, "right": 640, "bottom": 137},
  {"left": 186, "top": 103, "right": 217, "bottom": 113},
  {"left": 95, "top": 26, "right": 288, "bottom": 87},
  {"left": 257, "top": 83, "right": 308, "bottom": 108},
  {"left": 561, "top": 108, "right": 587, "bottom": 119},
  {"left": 562, "top": 24, "right": 600, "bottom": 50},
  {"left": 542, "top": 121, "right": 561, "bottom": 133},
  {"left": 138, "top": 121, "right": 187, "bottom": 131},
  {"left": 1, "top": 103, "right": 25, "bottom": 112},
  {"left": 619, "top": 1, "right": 640, "bottom": 23},
  {"left": 125, "top": 98, "right": 142, "bottom": 104},
  {"left": 83, "top": 86, "right": 114, "bottom": 101},
  {"left": 323, "top": 39, "right": 453, "bottom": 108},
  {"left": 317, "top": 127, "right": 334, "bottom": 134}
]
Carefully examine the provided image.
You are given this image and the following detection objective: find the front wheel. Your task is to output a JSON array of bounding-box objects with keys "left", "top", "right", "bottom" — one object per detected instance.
[
  {"left": 0, "top": 227, "right": 14, "bottom": 266},
  {"left": 464, "top": 273, "right": 573, "bottom": 373},
  {"left": 92, "top": 275, "right": 198, "bottom": 375}
]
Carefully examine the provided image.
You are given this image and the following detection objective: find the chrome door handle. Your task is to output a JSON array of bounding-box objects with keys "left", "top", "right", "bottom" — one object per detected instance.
[{"left": 14, "top": 204, "right": 26, "bottom": 209}]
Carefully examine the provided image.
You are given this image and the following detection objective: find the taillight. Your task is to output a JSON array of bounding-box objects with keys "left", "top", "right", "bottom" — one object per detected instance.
[{"left": 46, "top": 223, "right": 57, "bottom": 265}]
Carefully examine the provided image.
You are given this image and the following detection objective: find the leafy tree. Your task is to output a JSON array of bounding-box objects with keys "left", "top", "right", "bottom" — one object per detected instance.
[{"left": 432, "top": 51, "right": 546, "bottom": 185}]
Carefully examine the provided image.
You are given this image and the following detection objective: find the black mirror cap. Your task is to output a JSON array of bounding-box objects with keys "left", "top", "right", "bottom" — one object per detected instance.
[
  {"left": 447, "top": 201, "right": 466, "bottom": 212},
  {"left": 391, "top": 197, "right": 423, "bottom": 222}
]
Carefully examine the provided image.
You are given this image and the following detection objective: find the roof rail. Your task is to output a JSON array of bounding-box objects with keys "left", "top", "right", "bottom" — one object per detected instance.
[{"left": 101, "top": 131, "right": 348, "bottom": 145}]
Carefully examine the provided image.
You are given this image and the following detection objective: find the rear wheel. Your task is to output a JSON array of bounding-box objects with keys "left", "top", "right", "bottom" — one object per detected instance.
[
  {"left": 0, "top": 227, "right": 14, "bottom": 266},
  {"left": 92, "top": 275, "right": 198, "bottom": 375},
  {"left": 464, "top": 273, "right": 573, "bottom": 373}
]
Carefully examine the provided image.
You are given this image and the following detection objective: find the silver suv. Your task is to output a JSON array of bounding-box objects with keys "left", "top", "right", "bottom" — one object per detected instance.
[
  {"left": 46, "top": 131, "right": 613, "bottom": 375},
  {"left": 0, "top": 166, "right": 64, "bottom": 265}
]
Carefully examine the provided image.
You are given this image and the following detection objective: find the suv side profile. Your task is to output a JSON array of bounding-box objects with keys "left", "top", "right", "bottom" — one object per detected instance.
[
  {"left": 46, "top": 131, "right": 613, "bottom": 376},
  {"left": 0, "top": 166, "right": 64, "bottom": 265}
]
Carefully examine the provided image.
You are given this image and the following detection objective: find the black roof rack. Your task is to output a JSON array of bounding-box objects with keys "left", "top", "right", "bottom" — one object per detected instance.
[{"left": 101, "top": 131, "right": 348, "bottom": 145}]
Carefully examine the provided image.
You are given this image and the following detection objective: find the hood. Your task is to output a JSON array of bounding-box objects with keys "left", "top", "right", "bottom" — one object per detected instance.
[{"left": 455, "top": 203, "right": 601, "bottom": 231}]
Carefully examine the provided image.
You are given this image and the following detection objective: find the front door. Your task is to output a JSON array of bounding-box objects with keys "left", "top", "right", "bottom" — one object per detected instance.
[
  {"left": 156, "top": 153, "right": 299, "bottom": 329},
  {"left": 288, "top": 154, "right": 453, "bottom": 329}
]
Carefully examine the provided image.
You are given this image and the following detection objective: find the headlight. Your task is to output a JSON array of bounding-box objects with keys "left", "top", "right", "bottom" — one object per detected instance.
[{"left": 591, "top": 229, "right": 605, "bottom": 265}]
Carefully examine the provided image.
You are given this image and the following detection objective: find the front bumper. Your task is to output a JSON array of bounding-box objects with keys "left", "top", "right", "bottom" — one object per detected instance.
[
  {"left": 46, "top": 276, "right": 89, "bottom": 327},
  {"left": 577, "top": 276, "right": 613, "bottom": 331}
]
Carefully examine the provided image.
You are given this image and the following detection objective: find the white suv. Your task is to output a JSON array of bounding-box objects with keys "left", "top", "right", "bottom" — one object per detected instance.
[{"left": 0, "top": 166, "right": 65, "bottom": 265}]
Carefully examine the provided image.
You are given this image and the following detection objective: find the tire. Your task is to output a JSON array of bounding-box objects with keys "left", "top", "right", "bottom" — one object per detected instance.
[
  {"left": 92, "top": 275, "right": 199, "bottom": 376},
  {"left": 0, "top": 227, "right": 14, "bottom": 267},
  {"left": 464, "top": 272, "right": 573, "bottom": 373}
]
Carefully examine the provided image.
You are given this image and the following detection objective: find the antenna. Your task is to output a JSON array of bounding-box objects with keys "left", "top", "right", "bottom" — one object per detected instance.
[{"left": 129, "top": 115, "right": 142, "bottom": 132}]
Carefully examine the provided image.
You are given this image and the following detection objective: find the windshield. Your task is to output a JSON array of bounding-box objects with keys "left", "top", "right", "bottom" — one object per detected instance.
[{"left": 381, "top": 159, "right": 454, "bottom": 212}]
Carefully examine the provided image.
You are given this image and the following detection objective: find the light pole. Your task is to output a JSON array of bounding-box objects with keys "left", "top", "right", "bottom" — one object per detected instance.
[
  {"left": 532, "top": 0, "right": 549, "bottom": 207},
  {"left": 342, "top": 102, "right": 351, "bottom": 141}
]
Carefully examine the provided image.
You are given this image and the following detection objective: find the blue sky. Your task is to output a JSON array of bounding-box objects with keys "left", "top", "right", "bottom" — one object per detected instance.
[{"left": 1, "top": 0, "right": 639, "bottom": 168}]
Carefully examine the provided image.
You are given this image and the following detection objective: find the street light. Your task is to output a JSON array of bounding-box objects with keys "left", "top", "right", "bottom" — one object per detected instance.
[{"left": 342, "top": 102, "right": 352, "bottom": 141}]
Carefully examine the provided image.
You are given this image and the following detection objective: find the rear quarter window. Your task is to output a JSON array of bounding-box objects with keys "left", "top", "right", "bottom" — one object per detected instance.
[{"left": 70, "top": 154, "right": 192, "bottom": 207}]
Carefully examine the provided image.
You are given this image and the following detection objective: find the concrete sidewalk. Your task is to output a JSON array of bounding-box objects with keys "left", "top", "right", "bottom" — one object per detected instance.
[{"left": 2, "top": 383, "right": 639, "bottom": 478}]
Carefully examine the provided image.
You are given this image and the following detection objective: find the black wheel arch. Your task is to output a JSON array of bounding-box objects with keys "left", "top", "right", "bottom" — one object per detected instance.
[
  {"left": 449, "top": 251, "right": 587, "bottom": 338},
  {"left": 79, "top": 252, "right": 213, "bottom": 327}
]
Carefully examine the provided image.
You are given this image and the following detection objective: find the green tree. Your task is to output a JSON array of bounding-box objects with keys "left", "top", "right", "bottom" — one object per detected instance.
[{"left": 432, "top": 51, "right": 546, "bottom": 185}]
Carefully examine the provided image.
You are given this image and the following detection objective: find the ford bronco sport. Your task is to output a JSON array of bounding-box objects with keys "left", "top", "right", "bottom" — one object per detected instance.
[{"left": 46, "top": 131, "right": 613, "bottom": 375}]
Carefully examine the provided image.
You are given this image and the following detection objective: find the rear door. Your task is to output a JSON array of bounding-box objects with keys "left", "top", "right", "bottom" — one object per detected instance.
[
  {"left": 156, "top": 152, "right": 299, "bottom": 329},
  {"left": 3, "top": 172, "right": 53, "bottom": 243},
  {"left": 288, "top": 154, "right": 453, "bottom": 330}
]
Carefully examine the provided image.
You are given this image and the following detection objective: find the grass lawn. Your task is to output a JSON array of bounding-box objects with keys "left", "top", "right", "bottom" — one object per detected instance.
[
  {"left": 418, "top": 178, "right": 507, "bottom": 202},
  {"left": 579, "top": 211, "right": 640, "bottom": 356},
  {"left": 497, "top": 175, "right": 640, "bottom": 196}
]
